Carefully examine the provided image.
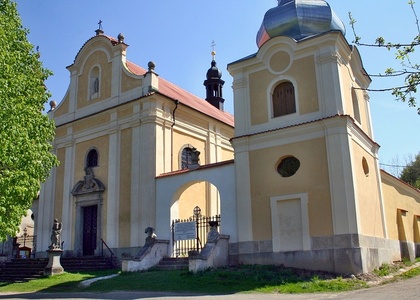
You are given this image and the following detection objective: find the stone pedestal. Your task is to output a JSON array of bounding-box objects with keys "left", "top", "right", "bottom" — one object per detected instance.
[{"left": 44, "top": 249, "right": 64, "bottom": 276}]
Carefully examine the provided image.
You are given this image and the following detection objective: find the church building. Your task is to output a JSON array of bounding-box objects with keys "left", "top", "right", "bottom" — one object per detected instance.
[{"left": 34, "top": 0, "right": 420, "bottom": 274}]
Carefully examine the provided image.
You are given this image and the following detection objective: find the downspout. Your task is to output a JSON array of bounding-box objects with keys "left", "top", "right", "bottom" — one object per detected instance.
[{"left": 171, "top": 100, "right": 180, "bottom": 172}]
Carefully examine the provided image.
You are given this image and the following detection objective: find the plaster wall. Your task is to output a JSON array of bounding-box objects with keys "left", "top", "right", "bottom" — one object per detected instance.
[
  {"left": 76, "top": 50, "right": 112, "bottom": 109},
  {"left": 351, "top": 142, "right": 385, "bottom": 238},
  {"left": 249, "top": 55, "right": 318, "bottom": 127},
  {"left": 381, "top": 173, "right": 420, "bottom": 242},
  {"left": 249, "top": 137, "right": 333, "bottom": 241}
]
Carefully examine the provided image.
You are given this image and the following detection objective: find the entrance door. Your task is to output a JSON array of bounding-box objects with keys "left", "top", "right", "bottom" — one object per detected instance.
[{"left": 83, "top": 205, "right": 97, "bottom": 256}]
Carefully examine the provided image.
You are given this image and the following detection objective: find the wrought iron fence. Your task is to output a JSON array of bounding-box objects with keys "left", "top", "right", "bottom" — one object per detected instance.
[{"left": 171, "top": 214, "right": 221, "bottom": 257}]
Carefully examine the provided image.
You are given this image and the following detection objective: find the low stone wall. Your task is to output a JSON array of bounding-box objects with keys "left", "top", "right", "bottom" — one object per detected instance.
[
  {"left": 121, "top": 239, "right": 169, "bottom": 272},
  {"left": 189, "top": 235, "right": 230, "bottom": 273}
]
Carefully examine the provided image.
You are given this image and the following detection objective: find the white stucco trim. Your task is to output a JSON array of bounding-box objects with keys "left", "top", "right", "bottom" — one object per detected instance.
[
  {"left": 61, "top": 142, "right": 75, "bottom": 251},
  {"left": 106, "top": 121, "right": 120, "bottom": 248}
]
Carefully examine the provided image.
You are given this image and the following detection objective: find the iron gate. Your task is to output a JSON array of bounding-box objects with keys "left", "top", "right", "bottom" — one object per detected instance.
[{"left": 171, "top": 212, "right": 221, "bottom": 257}]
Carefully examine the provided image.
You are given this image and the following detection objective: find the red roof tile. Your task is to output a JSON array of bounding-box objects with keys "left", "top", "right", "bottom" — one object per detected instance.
[{"left": 125, "top": 60, "right": 234, "bottom": 127}]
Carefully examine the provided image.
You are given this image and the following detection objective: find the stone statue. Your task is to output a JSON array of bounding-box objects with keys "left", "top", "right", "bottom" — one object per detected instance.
[
  {"left": 83, "top": 167, "right": 95, "bottom": 190},
  {"left": 144, "top": 227, "right": 157, "bottom": 246},
  {"left": 49, "top": 219, "right": 62, "bottom": 250},
  {"left": 207, "top": 221, "right": 220, "bottom": 243}
]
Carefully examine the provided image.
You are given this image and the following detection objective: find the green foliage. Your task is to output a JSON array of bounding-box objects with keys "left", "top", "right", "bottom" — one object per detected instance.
[
  {"left": 373, "top": 263, "right": 398, "bottom": 276},
  {"left": 0, "top": 0, "right": 58, "bottom": 240},
  {"left": 349, "top": 2, "right": 420, "bottom": 114},
  {"left": 400, "top": 152, "right": 420, "bottom": 189}
]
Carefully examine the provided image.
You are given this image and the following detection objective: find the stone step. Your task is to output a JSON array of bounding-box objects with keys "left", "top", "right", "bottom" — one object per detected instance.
[{"left": 155, "top": 257, "right": 189, "bottom": 270}]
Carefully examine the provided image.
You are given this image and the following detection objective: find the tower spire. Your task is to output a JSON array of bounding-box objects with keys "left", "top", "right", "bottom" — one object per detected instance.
[{"left": 204, "top": 41, "right": 225, "bottom": 110}]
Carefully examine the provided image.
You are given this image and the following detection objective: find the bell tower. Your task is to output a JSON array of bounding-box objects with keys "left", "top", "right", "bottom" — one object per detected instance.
[
  {"left": 228, "top": 0, "right": 385, "bottom": 274},
  {"left": 204, "top": 47, "right": 225, "bottom": 110}
]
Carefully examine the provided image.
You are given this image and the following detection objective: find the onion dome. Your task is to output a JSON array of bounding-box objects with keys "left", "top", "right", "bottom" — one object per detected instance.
[
  {"left": 206, "top": 60, "right": 222, "bottom": 80},
  {"left": 256, "top": 0, "right": 346, "bottom": 48},
  {"left": 204, "top": 52, "right": 225, "bottom": 110}
]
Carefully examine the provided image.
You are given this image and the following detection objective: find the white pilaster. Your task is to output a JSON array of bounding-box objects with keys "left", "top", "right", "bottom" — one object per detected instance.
[
  {"left": 324, "top": 120, "right": 359, "bottom": 234},
  {"left": 61, "top": 142, "right": 74, "bottom": 250},
  {"left": 233, "top": 147, "right": 253, "bottom": 241},
  {"left": 106, "top": 120, "right": 120, "bottom": 247},
  {"left": 130, "top": 119, "right": 141, "bottom": 247},
  {"left": 36, "top": 165, "right": 56, "bottom": 253}
]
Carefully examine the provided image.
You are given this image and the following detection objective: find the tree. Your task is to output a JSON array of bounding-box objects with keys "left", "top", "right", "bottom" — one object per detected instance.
[
  {"left": 0, "top": 0, "right": 58, "bottom": 240},
  {"left": 349, "top": 1, "right": 420, "bottom": 114},
  {"left": 400, "top": 153, "right": 420, "bottom": 189}
]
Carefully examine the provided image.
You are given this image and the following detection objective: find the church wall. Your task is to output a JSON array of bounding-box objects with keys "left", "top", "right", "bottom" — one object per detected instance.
[
  {"left": 53, "top": 93, "right": 69, "bottom": 117},
  {"left": 381, "top": 172, "right": 420, "bottom": 260},
  {"left": 121, "top": 71, "right": 142, "bottom": 93},
  {"left": 73, "top": 113, "right": 110, "bottom": 133},
  {"left": 73, "top": 136, "right": 110, "bottom": 243},
  {"left": 381, "top": 173, "right": 420, "bottom": 242},
  {"left": 291, "top": 56, "right": 319, "bottom": 115},
  {"left": 249, "top": 69, "right": 272, "bottom": 126},
  {"left": 55, "top": 126, "right": 68, "bottom": 139},
  {"left": 119, "top": 128, "right": 132, "bottom": 247},
  {"left": 117, "top": 106, "right": 133, "bottom": 119},
  {"left": 249, "top": 137, "right": 333, "bottom": 241},
  {"left": 351, "top": 141, "right": 385, "bottom": 237},
  {"left": 178, "top": 182, "right": 208, "bottom": 219},
  {"left": 339, "top": 64, "right": 371, "bottom": 135},
  {"left": 249, "top": 55, "right": 319, "bottom": 127},
  {"left": 77, "top": 51, "right": 112, "bottom": 109}
]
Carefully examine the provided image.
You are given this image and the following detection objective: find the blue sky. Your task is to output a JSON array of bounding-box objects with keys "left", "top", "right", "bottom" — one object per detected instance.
[{"left": 15, "top": 0, "right": 420, "bottom": 175}]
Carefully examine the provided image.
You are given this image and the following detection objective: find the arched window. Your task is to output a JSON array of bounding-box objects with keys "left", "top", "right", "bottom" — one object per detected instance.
[
  {"left": 272, "top": 81, "right": 296, "bottom": 118},
  {"left": 181, "top": 146, "right": 200, "bottom": 169},
  {"left": 89, "top": 66, "right": 100, "bottom": 100},
  {"left": 86, "top": 149, "right": 98, "bottom": 168}
]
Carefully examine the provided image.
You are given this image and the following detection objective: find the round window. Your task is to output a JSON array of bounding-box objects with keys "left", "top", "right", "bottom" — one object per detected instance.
[{"left": 277, "top": 156, "right": 300, "bottom": 177}]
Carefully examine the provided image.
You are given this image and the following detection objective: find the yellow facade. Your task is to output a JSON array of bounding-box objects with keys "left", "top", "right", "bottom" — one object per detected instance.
[{"left": 249, "top": 137, "right": 333, "bottom": 241}]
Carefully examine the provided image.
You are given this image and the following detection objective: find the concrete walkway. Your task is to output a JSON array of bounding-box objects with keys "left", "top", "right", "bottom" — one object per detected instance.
[{"left": 0, "top": 275, "right": 420, "bottom": 300}]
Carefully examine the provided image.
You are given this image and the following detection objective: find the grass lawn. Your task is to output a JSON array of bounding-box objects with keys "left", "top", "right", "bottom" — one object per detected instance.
[{"left": 0, "top": 265, "right": 369, "bottom": 294}]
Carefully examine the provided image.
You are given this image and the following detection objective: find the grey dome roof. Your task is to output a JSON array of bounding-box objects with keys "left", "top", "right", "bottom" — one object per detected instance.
[{"left": 256, "top": 0, "right": 345, "bottom": 47}]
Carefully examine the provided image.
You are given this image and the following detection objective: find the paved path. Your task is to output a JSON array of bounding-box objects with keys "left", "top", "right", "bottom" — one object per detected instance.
[{"left": 0, "top": 275, "right": 419, "bottom": 299}]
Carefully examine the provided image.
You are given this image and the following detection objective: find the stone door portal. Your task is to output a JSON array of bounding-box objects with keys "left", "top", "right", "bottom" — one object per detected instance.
[{"left": 83, "top": 205, "right": 97, "bottom": 256}]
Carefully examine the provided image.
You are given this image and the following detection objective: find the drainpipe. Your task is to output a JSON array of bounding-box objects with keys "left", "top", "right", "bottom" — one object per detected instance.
[{"left": 171, "top": 100, "right": 180, "bottom": 172}]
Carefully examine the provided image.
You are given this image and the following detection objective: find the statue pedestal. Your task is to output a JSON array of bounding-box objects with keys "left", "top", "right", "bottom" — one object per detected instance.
[{"left": 45, "top": 249, "right": 64, "bottom": 276}]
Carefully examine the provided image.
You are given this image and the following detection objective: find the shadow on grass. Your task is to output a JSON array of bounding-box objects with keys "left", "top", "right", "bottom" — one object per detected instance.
[{"left": 0, "top": 265, "right": 366, "bottom": 298}]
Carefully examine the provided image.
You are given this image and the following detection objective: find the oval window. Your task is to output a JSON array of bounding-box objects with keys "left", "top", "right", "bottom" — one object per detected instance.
[{"left": 277, "top": 156, "right": 300, "bottom": 177}]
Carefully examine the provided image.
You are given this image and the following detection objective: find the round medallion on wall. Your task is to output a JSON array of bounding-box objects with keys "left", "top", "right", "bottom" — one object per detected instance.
[{"left": 270, "top": 51, "right": 291, "bottom": 73}]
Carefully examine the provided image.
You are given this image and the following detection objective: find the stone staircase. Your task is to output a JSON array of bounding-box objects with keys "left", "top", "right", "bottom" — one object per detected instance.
[
  {"left": 154, "top": 257, "right": 189, "bottom": 270},
  {"left": 0, "top": 256, "right": 118, "bottom": 282},
  {"left": 61, "top": 256, "right": 118, "bottom": 272},
  {"left": 0, "top": 258, "right": 47, "bottom": 282}
]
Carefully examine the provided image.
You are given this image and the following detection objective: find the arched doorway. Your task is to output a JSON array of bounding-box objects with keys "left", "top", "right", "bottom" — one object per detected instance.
[
  {"left": 71, "top": 167, "right": 105, "bottom": 256},
  {"left": 155, "top": 161, "right": 237, "bottom": 255},
  {"left": 170, "top": 181, "right": 221, "bottom": 257}
]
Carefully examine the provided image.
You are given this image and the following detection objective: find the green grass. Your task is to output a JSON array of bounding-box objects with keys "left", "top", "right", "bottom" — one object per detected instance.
[
  {"left": 373, "top": 263, "right": 399, "bottom": 277},
  {"left": 0, "top": 269, "right": 116, "bottom": 293},
  {"left": 0, "top": 265, "right": 369, "bottom": 295}
]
